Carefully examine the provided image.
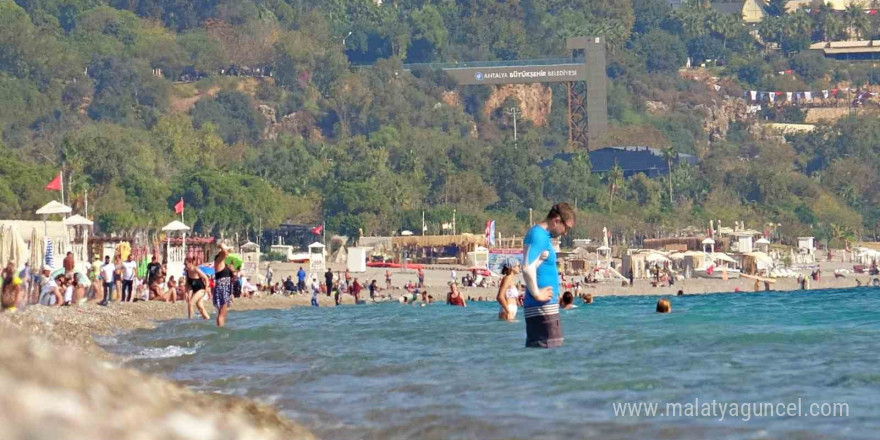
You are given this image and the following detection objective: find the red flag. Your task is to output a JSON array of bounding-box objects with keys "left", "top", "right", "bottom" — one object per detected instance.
[
  {"left": 311, "top": 224, "right": 323, "bottom": 235},
  {"left": 174, "top": 198, "right": 184, "bottom": 214},
  {"left": 45, "top": 174, "right": 62, "bottom": 191}
]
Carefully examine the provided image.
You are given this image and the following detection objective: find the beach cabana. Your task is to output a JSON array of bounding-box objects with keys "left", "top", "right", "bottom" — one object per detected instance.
[
  {"left": 755, "top": 237, "right": 771, "bottom": 253},
  {"left": 742, "top": 252, "right": 774, "bottom": 275},
  {"left": 308, "top": 242, "right": 326, "bottom": 273},
  {"left": 240, "top": 241, "right": 261, "bottom": 277},
  {"left": 391, "top": 233, "right": 487, "bottom": 264},
  {"left": 162, "top": 220, "right": 190, "bottom": 280},
  {"left": 702, "top": 237, "right": 715, "bottom": 253},
  {"left": 64, "top": 214, "right": 93, "bottom": 268}
]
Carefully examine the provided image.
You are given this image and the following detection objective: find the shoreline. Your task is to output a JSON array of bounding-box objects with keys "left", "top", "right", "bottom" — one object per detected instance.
[
  {"left": 0, "top": 269, "right": 869, "bottom": 439},
  {"left": 0, "top": 296, "right": 324, "bottom": 440}
]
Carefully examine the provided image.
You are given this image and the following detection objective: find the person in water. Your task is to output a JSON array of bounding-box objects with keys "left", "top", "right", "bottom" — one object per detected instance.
[
  {"left": 496, "top": 259, "right": 521, "bottom": 321},
  {"left": 522, "top": 203, "right": 575, "bottom": 348},
  {"left": 213, "top": 244, "right": 234, "bottom": 327},
  {"left": 184, "top": 258, "right": 211, "bottom": 320},
  {"left": 656, "top": 298, "right": 671, "bottom": 313},
  {"left": 447, "top": 282, "right": 466, "bottom": 306},
  {"left": 560, "top": 291, "right": 575, "bottom": 309}
]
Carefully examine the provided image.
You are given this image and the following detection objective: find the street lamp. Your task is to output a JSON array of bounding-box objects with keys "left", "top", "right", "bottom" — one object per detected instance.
[{"left": 504, "top": 106, "right": 520, "bottom": 141}]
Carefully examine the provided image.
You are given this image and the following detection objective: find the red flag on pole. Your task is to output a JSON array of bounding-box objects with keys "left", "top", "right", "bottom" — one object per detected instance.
[
  {"left": 174, "top": 198, "right": 184, "bottom": 214},
  {"left": 311, "top": 224, "right": 323, "bottom": 235},
  {"left": 45, "top": 173, "right": 62, "bottom": 191}
]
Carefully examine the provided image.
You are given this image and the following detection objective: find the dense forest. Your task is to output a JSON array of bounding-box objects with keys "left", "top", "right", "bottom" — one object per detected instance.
[{"left": 1, "top": 0, "right": 879, "bottom": 246}]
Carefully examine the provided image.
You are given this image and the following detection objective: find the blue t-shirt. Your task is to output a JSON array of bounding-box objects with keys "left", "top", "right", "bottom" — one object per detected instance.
[
  {"left": 523, "top": 225, "right": 559, "bottom": 308},
  {"left": 297, "top": 269, "right": 306, "bottom": 282}
]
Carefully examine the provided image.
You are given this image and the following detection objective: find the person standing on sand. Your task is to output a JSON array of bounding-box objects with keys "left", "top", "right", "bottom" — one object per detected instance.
[
  {"left": 99, "top": 256, "right": 115, "bottom": 306},
  {"left": 121, "top": 254, "right": 137, "bottom": 302},
  {"left": 325, "top": 268, "right": 334, "bottom": 297},
  {"left": 385, "top": 269, "right": 392, "bottom": 289},
  {"left": 522, "top": 203, "right": 575, "bottom": 348},
  {"left": 351, "top": 278, "right": 362, "bottom": 303},
  {"left": 297, "top": 267, "right": 306, "bottom": 293},
  {"left": 265, "top": 264, "right": 273, "bottom": 288},
  {"left": 184, "top": 258, "right": 211, "bottom": 320},
  {"left": 417, "top": 267, "right": 424, "bottom": 288},
  {"left": 213, "top": 244, "right": 234, "bottom": 327}
]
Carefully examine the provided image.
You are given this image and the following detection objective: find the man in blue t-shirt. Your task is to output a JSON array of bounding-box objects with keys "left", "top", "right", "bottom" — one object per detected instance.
[
  {"left": 521, "top": 203, "right": 576, "bottom": 348},
  {"left": 296, "top": 267, "right": 307, "bottom": 293}
]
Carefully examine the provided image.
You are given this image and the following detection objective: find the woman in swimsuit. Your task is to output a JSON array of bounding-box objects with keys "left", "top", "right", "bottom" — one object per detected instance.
[
  {"left": 184, "top": 258, "right": 211, "bottom": 320},
  {"left": 447, "top": 282, "right": 466, "bottom": 307},
  {"left": 496, "top": 260, "right": 521, "bottom": 321},
  {"left": 213, "top": 244, "right": 234, "bottom": 327}
]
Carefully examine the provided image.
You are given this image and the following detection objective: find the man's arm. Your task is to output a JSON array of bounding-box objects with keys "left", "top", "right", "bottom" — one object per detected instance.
[{"left": 522, "top": 245, "right": 553, "bottom": 302}]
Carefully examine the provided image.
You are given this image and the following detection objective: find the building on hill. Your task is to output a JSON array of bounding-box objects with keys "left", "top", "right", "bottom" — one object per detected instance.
[
  {"left": 810, "top": 40, "right": 880, "bottom": 61},
  {"left": 787, "top": 0, "right": 869, "bottom": 11},
  {"left": 541, "top": 146, "right": 699, "bottom": 178},
  {"left": 669, "top": 0, "right": 767, "bottom": 24}
]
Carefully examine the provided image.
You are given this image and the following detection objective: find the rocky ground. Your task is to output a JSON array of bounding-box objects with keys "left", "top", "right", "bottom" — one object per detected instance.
[{"left": 0, "top": 297, "right": 318, "bottom": 440}]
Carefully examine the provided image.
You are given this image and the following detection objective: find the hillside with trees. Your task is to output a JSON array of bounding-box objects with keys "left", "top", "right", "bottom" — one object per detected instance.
[{"left": 1, "top": 0, "right": 879, "bottom": 246}]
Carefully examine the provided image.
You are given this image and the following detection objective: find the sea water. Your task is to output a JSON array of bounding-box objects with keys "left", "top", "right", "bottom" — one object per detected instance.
[{"left": 113, "top": 288, "right": 880, "bottom": 439}]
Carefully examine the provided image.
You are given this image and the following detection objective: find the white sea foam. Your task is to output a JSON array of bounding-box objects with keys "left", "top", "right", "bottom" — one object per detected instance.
[{"left": 131, "top": 343, "right": 202, "bottom": 360}]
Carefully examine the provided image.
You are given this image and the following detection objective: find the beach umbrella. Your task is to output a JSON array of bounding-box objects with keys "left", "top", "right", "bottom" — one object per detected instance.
[
  {"left": 35, "top": 200, "right": 72, "bottom": 236},
  {"left": 198, "top": 264, "right": 216, "bottom": 277},
  {"left": 44, "top": 238, "right": 54, "bottom": 269},
  {"left": 29, "top": 227, "right": 40, "bottom": 270}
]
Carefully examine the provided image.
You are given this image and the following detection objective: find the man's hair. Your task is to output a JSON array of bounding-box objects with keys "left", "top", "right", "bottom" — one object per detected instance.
[
  {"left": 546, "top": 202, "right": 576, "bottom": 224},
  {"left": 562, "top": 291, "right": 573, "bottom": 305}
]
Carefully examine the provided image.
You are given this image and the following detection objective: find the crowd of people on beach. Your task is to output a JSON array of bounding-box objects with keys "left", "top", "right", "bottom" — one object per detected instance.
[{"left": 5, "top": 201, "right": 880, "bottom": 346}]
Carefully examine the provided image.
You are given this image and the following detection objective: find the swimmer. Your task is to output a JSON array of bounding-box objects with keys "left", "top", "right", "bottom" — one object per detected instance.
[
  {"left": 495, "top": 259, "right": 521, "bottom": 321},
  {"left": 676, "top": 290, "right": 683, "bottom": 296},
  {"left": 583, "top": 293, "right": 593, "bottom": 304},
  {"left": 447, "top": 283, "right": 466, "bottom": 307},
  {"left": 656, "top": 298, "right": 671, "bottom": 313},
  {"left": 560, "top": 291, "right": 575, "bottom": 310}
]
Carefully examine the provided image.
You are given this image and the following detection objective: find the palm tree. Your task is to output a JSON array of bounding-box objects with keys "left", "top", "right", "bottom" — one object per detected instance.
[
  {"left": 662, "top": 147, "right": 676, "bottom": 204},
  {"left": 607, "top": 162, "right": 624, "bottom": 214},
  {"left": 844, "top": 3, "right": 870, "bottom": 40},
  {"left": 813, "top": 2, "right": 834, "bottom": 42}
]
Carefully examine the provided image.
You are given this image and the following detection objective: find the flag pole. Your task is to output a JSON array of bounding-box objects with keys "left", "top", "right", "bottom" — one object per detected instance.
[{"left": 60, "top": 169, "right": 65, "bottom": 207}]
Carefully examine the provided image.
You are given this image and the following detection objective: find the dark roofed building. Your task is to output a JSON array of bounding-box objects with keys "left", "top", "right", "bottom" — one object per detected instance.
[{"left": 541, "top": 146, "right": 698, "bottom": 178}]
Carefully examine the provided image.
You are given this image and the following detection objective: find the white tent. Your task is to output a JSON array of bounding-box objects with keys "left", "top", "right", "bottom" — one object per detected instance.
[
  {"left": 744, "top": 252, "right": 774, "bottom": 271},
  {"left": 63, "top": 214, "right": 93, "bottom": 226},
  {"left": 711, "top": 252, "right": 738, "bottom": 264},
  {"left": 35, "top": 200, "right": 72, "bottom": 216},
  {"left": 645, "top": 252, "right": 670, "bottom": 264},
  {"left": 754, "top": 238, "right": 771, "bottom": 245},
  {"left": 161, "top": 220, "right": 190, "bottom": 232}
]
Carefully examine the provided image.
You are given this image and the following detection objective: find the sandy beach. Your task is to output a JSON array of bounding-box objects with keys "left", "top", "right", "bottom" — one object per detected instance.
[{"left": 0, "top": 260, "right": 870, "bottom": 440}]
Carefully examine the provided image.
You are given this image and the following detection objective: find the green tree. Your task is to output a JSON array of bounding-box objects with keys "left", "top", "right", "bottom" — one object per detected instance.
[
  {"left": 844, "top": 3, "right": 870, "bottom": 40},
  {"left": 191, "top": 90, "right": 265, "bottom": 145},
  {"left": 632, "top": 29, "right": 687, "bottom": 73},
  {"left": 606, "top": 162, "right": 624, "bottom": 213}
]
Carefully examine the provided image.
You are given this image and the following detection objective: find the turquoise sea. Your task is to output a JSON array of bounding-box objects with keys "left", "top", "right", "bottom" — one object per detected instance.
[{"left": 112, "top": 288, "right": 880, "bottom": 439}]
